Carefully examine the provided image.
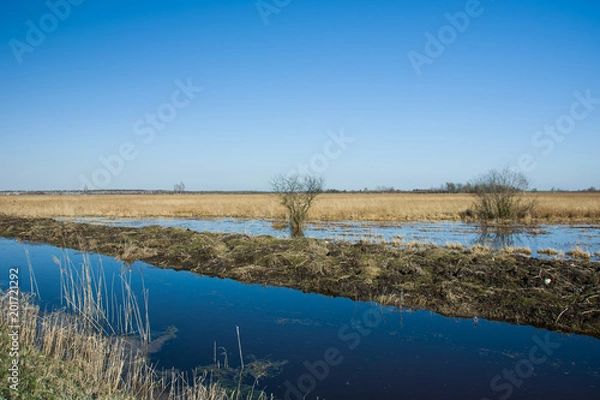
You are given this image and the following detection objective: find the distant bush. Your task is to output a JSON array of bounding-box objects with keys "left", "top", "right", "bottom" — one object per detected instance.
[{"left": 468, "top": 167, "right": 536, "bottom": 221}]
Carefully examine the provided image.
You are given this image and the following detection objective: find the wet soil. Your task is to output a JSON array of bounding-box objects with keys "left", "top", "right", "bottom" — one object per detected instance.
[{"left": 1, "top": 215, "right": 598, "bottom": 338}]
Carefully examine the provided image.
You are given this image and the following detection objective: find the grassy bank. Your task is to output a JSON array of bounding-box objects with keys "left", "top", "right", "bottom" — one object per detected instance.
[
  {"left": 0, "top": 215, "right": 599, "bottom": 340},
  {"left": 1, "top": 192, "right": 599, "bottom": 223}
]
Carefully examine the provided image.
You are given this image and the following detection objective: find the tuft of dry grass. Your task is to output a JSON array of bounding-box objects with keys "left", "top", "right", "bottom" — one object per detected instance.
[
  {"left": 1, "top": 192, "right": 598, "bottom": 223},
  {"left": 502, "top": 247, "right": 533, "bottom": 257},
  {"left": 470, "top": 244, "right": 492, "bottom": 255},
  {"left": 405, "top": 241, "right": 429, "bottom": 251},
  {"left": 566, "top": 247, "right": 592, "bottom": 260},
  {"left": 538, "top": 248, "right": 559, "bottom": 257},
  {"left": 445, "top": 242, "right": 464, "bottom": 251}
]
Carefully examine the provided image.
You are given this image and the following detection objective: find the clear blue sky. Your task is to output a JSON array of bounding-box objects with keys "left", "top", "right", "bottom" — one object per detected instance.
[{"left": 1, "top": 0, "right": 599, "bottom": 191}]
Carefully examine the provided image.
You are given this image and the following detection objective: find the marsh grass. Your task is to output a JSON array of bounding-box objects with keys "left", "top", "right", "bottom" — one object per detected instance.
[
  {"left": 566, "top": 247, "right": 592, "bottom": 260},
  {"left": 2, "top": 192, "right": 598, "bottom": 223},
  {"left": 445, "top": 242, "right": 464, "bottom": 251},
  {"left": 470, "top": 244, "right": 492, "bottom": 255},
  {"left": 0, "top": 290, "right": 155, "bottom": 399},
  {"left": 538, "top": 248, "right": 560, "bottom": 257},
  {"left": 502, "top": 247, "right": 533, "bottom": 257},
  {"left": 54, "top": 251, "right": 151, "bottom": 344},
  {"left": 0, "top": 254, "right": 273, "bottom": 400}
]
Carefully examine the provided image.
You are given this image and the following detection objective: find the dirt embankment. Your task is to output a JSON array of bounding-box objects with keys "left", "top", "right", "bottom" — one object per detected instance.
[{"left": 1, "top": 215, "right": 599, "bottom": 338}]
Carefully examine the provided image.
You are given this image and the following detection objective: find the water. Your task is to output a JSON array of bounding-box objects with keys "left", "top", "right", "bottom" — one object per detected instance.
[
  {"left": 64, "top": 217, "right": 600, "bottom": 260},
  {"left": 1, "top": 238, "right": 599, "bottom": 399}
]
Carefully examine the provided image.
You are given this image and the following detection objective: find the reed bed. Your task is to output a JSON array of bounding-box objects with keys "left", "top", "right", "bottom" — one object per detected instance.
[{"left": 1, "top": 192, "right": 599, "bottom": 223}]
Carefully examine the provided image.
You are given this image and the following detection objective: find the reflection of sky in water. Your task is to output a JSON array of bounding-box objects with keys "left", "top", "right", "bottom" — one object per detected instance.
[
  {"left": 63, "top": 217, "right": 600, "bottom": 260},
  {"left": 1, "top": 238, "right": 599, "bottom": 399}
]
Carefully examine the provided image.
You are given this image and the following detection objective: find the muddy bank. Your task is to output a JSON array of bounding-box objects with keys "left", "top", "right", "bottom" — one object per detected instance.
[{"left": 1, "top": 215, "right": 599, "bottom": 338}]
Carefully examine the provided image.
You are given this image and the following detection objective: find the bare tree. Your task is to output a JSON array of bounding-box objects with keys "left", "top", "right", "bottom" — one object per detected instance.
[
  {"left": 470, "top": 166, "right": 536, "bottom": 221},
  {"left": 271, "top": 174, "right": 324, "bottom": 238},
  {"left": 174, "top": 181, "right": 186, "bottom": 193}
]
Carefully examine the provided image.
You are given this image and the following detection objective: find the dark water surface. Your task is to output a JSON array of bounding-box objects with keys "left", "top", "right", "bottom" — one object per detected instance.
[{"left": 1, "top": 238, "right": 599, "bottom": 399}]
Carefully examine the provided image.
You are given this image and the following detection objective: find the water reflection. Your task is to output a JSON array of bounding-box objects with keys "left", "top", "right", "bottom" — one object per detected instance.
[{"left": 474, "top": 225, "right": 528, "bottom": 248}]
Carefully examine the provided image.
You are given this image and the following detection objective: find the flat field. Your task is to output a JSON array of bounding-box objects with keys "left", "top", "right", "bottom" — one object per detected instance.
[{"left": 1, "top": 192, "right": 599, "bottom": 223}]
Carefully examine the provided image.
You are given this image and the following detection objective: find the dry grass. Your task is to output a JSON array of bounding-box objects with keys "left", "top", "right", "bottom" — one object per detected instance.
[
  {"left": 0, "top": 192, "right": 599, "bottom": 223},
  {"left": 566, "top": 247, "right": 592, "bottom": 260},
  {"left": 445, "top": 242, "right": 464, "bottom": 251},
  {"left": 0, "top": 253, "right": 273, "bottom": 400},
  {"left": 0, "top": 291, "right": 268, "bottom": 400},
  {"left": 538, "top": 248, "right": 560, "bottom": 257},
  {"left": 470, "top": 244, "right": 492, "bottom": 255},
  {"left": 502, "top": 247, "right": 533, "bottom": 257}
]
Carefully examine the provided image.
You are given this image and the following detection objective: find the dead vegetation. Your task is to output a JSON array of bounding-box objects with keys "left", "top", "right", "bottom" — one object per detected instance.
[
  {"left": 1, "top": 215, "right": 599, "bottom": 339},
  {"left": 0, "top": 291, "right": 272, "bottom": 400},
  {"left": 0, "top": 248, "right": 274, "bottom": 400},
  {"left": 566, "top": 247, "right": 592, "bottom": 260},
  {"left": 538, "top": 248, "right": 560, "bottom": 257},
  {"left": 0, "top": 192, "right": 599, "bottom": 223}
]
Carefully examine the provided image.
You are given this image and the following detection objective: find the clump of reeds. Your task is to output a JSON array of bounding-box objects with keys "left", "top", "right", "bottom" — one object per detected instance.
[
  {"left": 538, "top": 248, "right": 559, "bottom": 257},
  {"left": 445, "top": 242, "right": 464, "bottom": 251},
  {"left": 0, "top": 290, "right": 154, "bottom": 398},
  {"left": 405, "top": 241, "right": 428, "bottom": 251},
  {"left": 55, "top": 251, "right": 151, "bottom": 344},
  {"left": 566, "top": 247, "right": 591, "bottom": 260},
  {"left": 502, "top": 247, "right": 533, "bottom": 257},
  {"left": 0, "top": 253, "right": 273, "bottom": 399},
  {"left": 470, "top": 244, "right": 491, "bottom": 255}
]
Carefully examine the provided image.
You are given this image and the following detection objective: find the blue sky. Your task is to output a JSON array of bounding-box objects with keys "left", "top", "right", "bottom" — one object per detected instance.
[{"left": 1, "top": 0, "right": 598, "bottom": 191}]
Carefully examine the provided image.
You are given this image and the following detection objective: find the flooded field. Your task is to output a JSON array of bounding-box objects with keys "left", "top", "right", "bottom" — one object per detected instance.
[
  {"left": 65, "top": 217, "right": 600, "bottom": 261},
  {"left": 1, "top": 238, "right": 599, "bottom": 399}
]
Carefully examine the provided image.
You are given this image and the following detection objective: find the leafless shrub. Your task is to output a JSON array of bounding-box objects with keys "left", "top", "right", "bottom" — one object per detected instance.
[
  {"left": 271, "top": 174, "right": 324, "bottom": 238},
  {"left": 469, "top": 167, "right": 537, "bottom": 221}
]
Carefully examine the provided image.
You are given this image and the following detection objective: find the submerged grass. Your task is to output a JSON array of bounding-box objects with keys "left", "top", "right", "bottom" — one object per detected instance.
[{"left": 1, "top": 215, "right": 599, "bottom": 340}]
